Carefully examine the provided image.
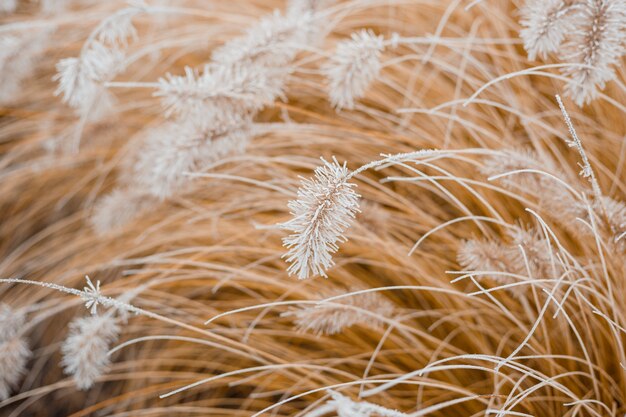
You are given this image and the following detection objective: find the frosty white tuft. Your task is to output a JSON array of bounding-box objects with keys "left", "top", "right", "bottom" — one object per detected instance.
[
  {"left": 155, "top": 64, "right": 285, "bottom": 122},
  {"left": 284, "top": 287, "right": 395, "bottom": 335},
  {"left": 54, "top": 41, "right": 123, "bottom": 111},
  {"left": 0, "top": 304, "right": 31, "bottom": 401},
  {"left": 324, "top": 29, "right": 385, "bottom": 110},
  {"left": 281, "top": 158, "right": 361, "bottom": 279},
  {"left": 212, "top": 10, "right": 317, "bottom": 67},
  {"left": 304, "top": 390, "right": 410, "bottom": 417},
  {"left": 61, "top": 314, "right": 120, "bottom": 390},
  {"left": 560, "top": 0, "right": 626, "bottom": 105},
  {"left": 520, "top": 0, "right": 581, "bottom": 60}
]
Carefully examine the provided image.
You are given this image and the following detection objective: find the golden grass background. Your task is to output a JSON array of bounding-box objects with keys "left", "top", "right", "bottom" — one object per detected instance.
[{"left": 1, "top": 0, "right": 626, "bottom": 415}]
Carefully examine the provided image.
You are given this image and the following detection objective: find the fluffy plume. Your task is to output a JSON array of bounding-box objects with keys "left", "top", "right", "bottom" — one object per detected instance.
[
  {"left": 0, "top": 338, "right": 30, "bottom": 401},
  {"left": 0, "top": 305, "right": 31, "bottom": 400},
  {"left": 304, "top": 390, "right": 410, "bottom": 417},
  {"left": 54, "top": 41, "right": 123, "bottom": 112},
  {"left": 127, "top": 120, "right": 253, "bottom": 200},
  {"left": 96, "top": 4, "right": 143, "bottom": 46},
  {"left": 458, "top": 238, "right": 532, "bottom": 296},
  {"left": 284, "top": 287, "right": 395, "bottom": 335},
  {"left": 116, "top": 5, "right": 324, "bottom": 222},
  {"left": 54, "top": 3, "right": 144, "bottom": 113},
  {"left": 324, "top": 29, "right": 385, "bottom": 110},
  {"left": 0, "top": 31, "right": 50, "bottom": 104},
  {"left": 481, "top": 148, "right": 564, "bottom": 188},
  {"left": 482, "top": 148, "right": 585, "bottom": 227},
  {"left": 40, "top": 0, "right": 71, "bottom": 14},
  {"left": 357, "top": 200, "right": 391, "bottom": 233},
  {"left": 0, "top": 304, "right": 25, "bottom": 339},
  {"left": 507, "top": 227, "right": 562, "bottom": 280},
  {"left": 90, "top": 119, "right": 252, "bottom": 234},
  {"left": 560, "top": 0, "right": 626, "bottom": 105},
  {"left": 0, "top": 0, "right": 16, "bottom": 13},
  {"left": 155, "top": 64, "right": 285, "bottom": 121},
  {"left": 597, "top": 196, "right": 626, "bottom": 247},
  {"left": 520, "top": 0, "right": 582, "bottom": 60},
  {"left": 281, "top": 158, "right": 361, "bottom": 279},
  {"left": 61, "top": 314, "right": 120, "bottom": 390},
  {"left": 90, "top": 188, "right": 156, "bottom": 234},
  {"left": 287, "top": 0, "right": 334, "bottom": 15},
  {"left": 458, "top": 226, "right": 562, "bottom": 296},
  {"left": 212, "top": 10, "right": 317, "bottom": 67}
]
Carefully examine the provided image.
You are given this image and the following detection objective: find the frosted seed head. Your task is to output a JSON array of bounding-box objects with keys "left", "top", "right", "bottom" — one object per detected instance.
[
  {"left": 155, "top": 63, "right": 286, "bottom": 123},
  {"left": 0, "top": 304, "right": 25, "bottom": 341},
  {"left": 324, "top": 29, "right": 385, "bottom": 110},
  {"left": 61, "top": 314, "right": 120, "bottom": 390},
  {"left": 559, "top": 0, "right": 626, "bottom": 105},
  {"left": 54, "top": 42, "right": 124, "bottom": 111},
  {"left": 520, "top": 0, "right": 581, "bottom": 60},
  {"left": 97, "top": 6, "right": 142, "bottom": 46},
  {"left": 280, "top": 158, "right": 361, "bottom": 279},
  {"left": 212, "top": 10, "right": 316, "bottom": 67},
  {"left": 285, "top": 286, "right": 395, "bottom": 335},
  {"left": 90, "top": 188, "right": 155, "bottom": 234},
  {"left": 0, "top": 0, "right": 17, "bottom": 13},
  {"left": 128, "top": 119, "right": 253, "bottom": 200},
  {"left": 0, "top": 337, "right": 30, "bottom": 400}
]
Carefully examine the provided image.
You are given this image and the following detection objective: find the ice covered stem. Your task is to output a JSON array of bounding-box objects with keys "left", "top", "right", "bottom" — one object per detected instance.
[
  {"left": 0, "top": 304, "right": 31, "bottom": 400},
  {"left": 556, "top": 95, "right": 607, "bottom": 216},
  {"left": 280, "top": 150, "right": 437, "bottom": 279},
  {"left": 0, "top": 277, "right": 139, "bottom": 317}
]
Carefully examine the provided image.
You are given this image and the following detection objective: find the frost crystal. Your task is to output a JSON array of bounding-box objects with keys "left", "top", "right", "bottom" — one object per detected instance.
[{"left": 82, "top": 276, "right": 102, "bottom": 315}]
